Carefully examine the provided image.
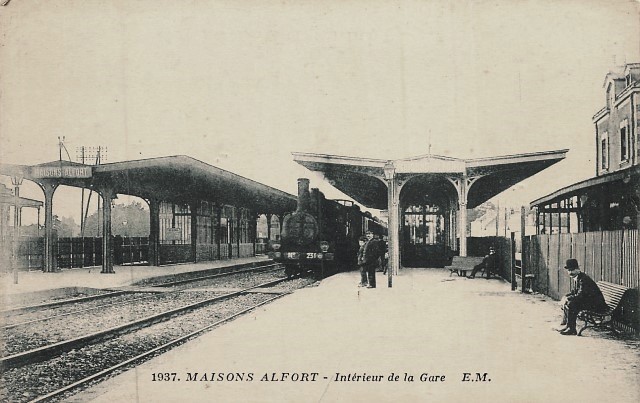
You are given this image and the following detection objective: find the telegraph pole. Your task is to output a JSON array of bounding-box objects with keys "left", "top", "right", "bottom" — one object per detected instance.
[{"left": 76, "top": 146, "right": 107, "bottom": 237}]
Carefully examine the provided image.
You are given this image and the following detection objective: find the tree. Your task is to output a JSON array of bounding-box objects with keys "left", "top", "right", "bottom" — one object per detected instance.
[
  {"left": 53, "top": 215, "right": 80, "bottom": 237},
  {"left": 83, "top": 201, "right": 150, "bottom": 237}
]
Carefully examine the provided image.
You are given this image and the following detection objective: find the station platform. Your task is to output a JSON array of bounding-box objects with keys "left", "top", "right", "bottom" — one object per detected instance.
[
  {"left": 0, "top": 256, "right": 271, "bottom": 298},
  {"left": 68, "top": 269, "right": 639, "bottom": 403}
]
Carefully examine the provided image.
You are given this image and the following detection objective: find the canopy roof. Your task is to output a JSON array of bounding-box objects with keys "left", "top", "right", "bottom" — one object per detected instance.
[
  {"left": 293, "top": 150, "right": 568, "bottom": 209},
  {"left": 0, "top": 156, "right": 297, "bottom": 214},
  {"left": 530, "top": 164, "right": 640, "bottom": 207}
]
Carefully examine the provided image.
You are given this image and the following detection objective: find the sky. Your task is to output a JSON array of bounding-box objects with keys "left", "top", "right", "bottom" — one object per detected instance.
[{"left": 1, "top": 0, "right": 639, "bottom": 225}]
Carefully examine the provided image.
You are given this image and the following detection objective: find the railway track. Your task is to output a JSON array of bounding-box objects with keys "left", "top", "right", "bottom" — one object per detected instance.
[
  {"left": 29, "top": 293, "right": 287, "bottom": 403},
  {"left": 1, "top": 270, "right": 316, "bottom": 403},
  {"left": 2, "top": 269, "right": 288, "bottom": 364},
  {"left": 2, "top": 262, "right": 283, "bottom": 329}
]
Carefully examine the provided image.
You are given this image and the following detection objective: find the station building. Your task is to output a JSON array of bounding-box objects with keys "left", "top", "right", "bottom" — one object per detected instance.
[{"left": 531, "top": 63, "right": 640, "bottom": 233}]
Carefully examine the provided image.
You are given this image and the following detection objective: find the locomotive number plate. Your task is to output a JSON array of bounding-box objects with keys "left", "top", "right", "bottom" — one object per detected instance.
[{"left": 306, "top": 252, "right": 322, "bottom": 259}]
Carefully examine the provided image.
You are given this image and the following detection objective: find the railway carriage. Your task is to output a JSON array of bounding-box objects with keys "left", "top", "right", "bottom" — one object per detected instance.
[{"left": 269, "top": 178, "right": 385, "bottom": 277}]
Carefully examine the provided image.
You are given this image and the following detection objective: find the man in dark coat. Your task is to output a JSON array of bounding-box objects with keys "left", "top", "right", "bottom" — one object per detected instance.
[
  {"left": 467, "top": 246, "right": 498, "bottom": 279},
  {"left": 361, "top": 231, "right": 379, "bottom": 288},
  {"left": 558, "top": 259, "right": 608, "bottom": 336},
  {"left": 357, "top": 236, "right": 368, "bottom": 287}
]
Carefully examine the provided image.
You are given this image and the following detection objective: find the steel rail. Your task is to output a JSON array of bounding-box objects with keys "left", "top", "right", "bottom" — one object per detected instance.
[
  {"left": 2, "top": 260, "right": 279, "bottom": 316},
  {"left": 1, "top": 291, "right": 127, "bottom": 316},
  {"left": 0, "top": 276, "right": 290, "bottom": 372},
  {"left": 27, "top": 292, "right": 289, "bottom": 403},
  {"left": 4, "top": 264, "right": 283, "bottom": 330},
  {"left": 152, "top": 263, "right": 283, "bottom": 287}
]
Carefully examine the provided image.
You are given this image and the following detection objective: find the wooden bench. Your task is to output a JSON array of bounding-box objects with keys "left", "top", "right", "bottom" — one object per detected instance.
[
  {"left": 446, "top": 256, "right": 485, "bottom": 277},
  {"left": 577, "top": 281, "right": 631, "bottom": 336}
]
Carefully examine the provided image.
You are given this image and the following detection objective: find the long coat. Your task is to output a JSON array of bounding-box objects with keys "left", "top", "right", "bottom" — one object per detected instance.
[
  {"left": 567, "top": 272, "right": 608, "bottom": 312},
  {"left": 358, "top": 239, "right": 379, "bottom": 267}
]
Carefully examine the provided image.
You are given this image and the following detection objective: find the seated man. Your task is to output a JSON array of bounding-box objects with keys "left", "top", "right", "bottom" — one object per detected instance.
[
  {"left": 467, "top": 246, "right": 497, "bottom": 279},
  {"left": 558, "top": 259, "right": 608, "bottom": 336}
]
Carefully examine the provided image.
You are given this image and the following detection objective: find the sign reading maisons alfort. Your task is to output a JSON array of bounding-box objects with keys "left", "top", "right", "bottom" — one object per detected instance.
[{"left": 31, "top": 165, "right": 92, "bottom": 179}]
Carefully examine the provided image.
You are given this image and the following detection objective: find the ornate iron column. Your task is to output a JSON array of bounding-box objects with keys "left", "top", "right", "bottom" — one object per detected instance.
[
  {"left": 99, "top": 186, "right": 115, "bottom": 273},
  {"left": 384, "top": 163, "right": 399, "bottom": 287},
  {"left": 39, "top": 181, "right": 59, "bottom": 273},
  {"left": 447, "top": 173, "right": 484, "bottom": 257}
]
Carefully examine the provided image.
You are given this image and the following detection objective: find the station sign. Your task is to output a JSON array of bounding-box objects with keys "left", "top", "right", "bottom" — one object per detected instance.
[
  {"left": 165, "top": 228, "right": 182, "bottom": 241},
  {"left": 31, "top": 165, "right": 92, "bottom": 179}
]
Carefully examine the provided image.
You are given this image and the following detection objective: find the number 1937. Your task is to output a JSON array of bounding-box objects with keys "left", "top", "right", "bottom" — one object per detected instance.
[{"left": 152, "top": 372, "right": 178, "bottom": 381}]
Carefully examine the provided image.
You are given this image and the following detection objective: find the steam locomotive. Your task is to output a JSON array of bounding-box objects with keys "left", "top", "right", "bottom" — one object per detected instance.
[{"left": 269, "top": 178, "right": 385, "bottom": 278}]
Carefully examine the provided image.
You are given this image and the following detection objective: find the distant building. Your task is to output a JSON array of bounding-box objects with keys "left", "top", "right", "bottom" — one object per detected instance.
[
  {"left": 470, "top": 208, "right": 539, "bottom": 237},
  {"left": 0, "top": 183, "right": 43, "bottom": 265},
  {"left": 531, "top": 63, "right": 640, "bottom": 232}
]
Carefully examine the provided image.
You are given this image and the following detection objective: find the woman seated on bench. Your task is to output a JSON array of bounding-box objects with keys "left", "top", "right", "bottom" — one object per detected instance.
[
  {"left": 467, "top": 246, "right": 497, "bottom": 279},
  {"left": 558, "top": 259, "right": 608, "bottom": 336}
]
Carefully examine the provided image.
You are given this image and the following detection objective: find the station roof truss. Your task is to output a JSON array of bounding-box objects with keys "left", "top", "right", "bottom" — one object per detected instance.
[
  {"left": 530, "top": 164, "right": 640, "bottom": 209},
  {"left": 0, "top": 156, "right": 297, "bottom": 215},
  {"left": 293, "top": 149, "right": 568, "bottom": 210}
]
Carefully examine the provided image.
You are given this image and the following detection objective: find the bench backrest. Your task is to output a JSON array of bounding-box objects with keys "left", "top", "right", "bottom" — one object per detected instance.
[
  {"left": 451, "top": 256, "right": 485, "bottom": 268},
  {"left": 596, "top": 281, "right": 630, "bottom": 311}
]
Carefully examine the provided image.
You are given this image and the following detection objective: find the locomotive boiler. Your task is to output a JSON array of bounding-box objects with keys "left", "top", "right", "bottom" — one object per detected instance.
[{"left": 269, "top": 178, "right": 385, "bottom": 278}]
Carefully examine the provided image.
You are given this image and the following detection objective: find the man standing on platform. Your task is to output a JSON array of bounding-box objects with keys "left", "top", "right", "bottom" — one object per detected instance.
[
  {"left": 357, "top": 236, "right": 368, "bottom": 287},
  {"left": 362, "top": 231, "right": 379, "bottom": 288}
]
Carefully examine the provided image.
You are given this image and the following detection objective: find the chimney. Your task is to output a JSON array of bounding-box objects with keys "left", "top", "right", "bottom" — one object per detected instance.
[{"left": 297, "top": 178, "right": 311, "bottom": 212}]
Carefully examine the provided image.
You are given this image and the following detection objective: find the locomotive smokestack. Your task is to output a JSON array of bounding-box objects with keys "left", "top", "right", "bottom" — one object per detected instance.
[{"left": 297, "top": 178, "right": 311, "bottom": 212}]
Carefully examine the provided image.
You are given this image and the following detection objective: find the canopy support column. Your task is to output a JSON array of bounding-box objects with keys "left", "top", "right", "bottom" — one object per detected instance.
[
  {"left": 39, "top": 181, "right": 58, "bottom": 273},
  {"left": 99, "top": 186, "right": 115, "bottom": 274},
  {"left": 384, "top": 164, "right": 399, "bottom": 288},
  {"left": 447, "top": 174, "right": 484, "bottom": 257},
  {"left": 148, "top": 198, "right": 161, "bottom": 266}
]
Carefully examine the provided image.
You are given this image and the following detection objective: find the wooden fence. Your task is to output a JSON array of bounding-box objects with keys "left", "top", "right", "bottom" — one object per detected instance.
[{"left": 524, "top": 229, "right": 639, "bottom": 332}]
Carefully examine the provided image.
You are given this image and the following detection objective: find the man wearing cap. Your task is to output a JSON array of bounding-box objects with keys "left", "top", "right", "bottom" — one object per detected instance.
[
  {"left": 467, "top": 246, "right": 498, "bottom": 279},
  {"left": 360, "top": 231, "right": 379, "bottom": 288},
  {"left": 558, "top": 259, "right": 608, "bottom": 336}
]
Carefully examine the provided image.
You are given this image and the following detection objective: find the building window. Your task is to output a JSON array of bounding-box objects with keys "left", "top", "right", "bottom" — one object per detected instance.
[
  {"left": 620, "top": 121, "right": 629, "bottom": 162},
  {"left": 601, "top": 133, "right": 608, "bottom": 170}
]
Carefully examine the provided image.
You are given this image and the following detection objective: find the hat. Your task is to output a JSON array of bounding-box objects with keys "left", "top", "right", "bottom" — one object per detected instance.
[{"left": 564, "top": 259, "right": 580, "bottom": 270}]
